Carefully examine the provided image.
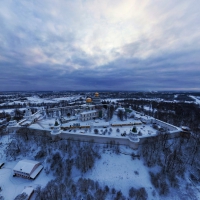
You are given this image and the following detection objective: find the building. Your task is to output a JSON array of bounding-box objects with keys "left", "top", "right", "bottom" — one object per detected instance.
[
  {"left": 51, "top": 120, "right": 62, "bottom": 135},
  {"left": 13, "top": 159, "right": 43, "bottom": 179},
  {"left": 24, "top": 103, "right": 32, "bottom": 120},
  {"left": 7, "top": 111, "right": 17, "bottom": 127},
  {"left": 86, "top": 97, "right": 92, "bottom": 104},
  {"left": 115, "top": 106, "right": 125, "bottom": 114},
  {"left": 21, "top": 186, "right": 34, "bottom": 200},
  {"left": 78, "top": 103, "right": 99, "bottom": 121},
  {"left": 0, "top": 118, "right": 6, "bottom": 125},
  {"left": 80, "top": 110, "right": 99, "bottom": 121},
  {"left": 140, "top": 115, "right": 154, "bottom": 124},
  {"left": 92, "top": 92, "right": 101, "bottom": 105}
]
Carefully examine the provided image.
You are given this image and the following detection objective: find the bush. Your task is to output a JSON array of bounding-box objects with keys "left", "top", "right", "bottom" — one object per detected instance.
[
  {"left": 129, "top": 187, "right": 137, "bottom": 198},
  {"left": 94, "top": 129, "right": 99, "bottom": 134},
  {"left": 159, "top": 180, "right": 169, "bottom": 195},
  {"left": 54, "top": 120, "right": 59, "bottom": 126},
  {"left": 35, "top": 150, "right": 46, "bottom": 159},
  {"left": 50, "top": 152, "right": 62, "bottom": 170},
  {"left": 112, "top": 188, "right": 116, "bottom": 194},
  {"left": 75, "top": 144, "right": 100, "bottom": 173},
  {"left": 114, "top": 190, "right": 125, "bottom": 200},
  {"left": 149, "top": 171, "right": 169, "bottom": 196},
  {"left": 14, "top": 193, "right": 28, "bottom": 200},
  {"left": 136, "top": 187, "right": 148, "bottom": 200},
  {"left": 132, "top": 126, "right": 137, "bottom": 133},
  {"left": 168, "top": 172, "right": 179, "bottom": 188},
  {"left": 149, "top": 171, "right": 159, "bottom": 188}
]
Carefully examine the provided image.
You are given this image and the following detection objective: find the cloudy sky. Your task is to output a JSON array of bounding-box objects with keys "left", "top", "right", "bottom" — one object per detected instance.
[{"left": 0, "top": 0, "right": 200, "bottom": 91}]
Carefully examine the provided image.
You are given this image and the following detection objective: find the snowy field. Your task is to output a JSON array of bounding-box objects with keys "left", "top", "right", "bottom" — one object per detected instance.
[
  {"left": 83, "top": 148, "right": 156, "bottom": 199},
  {"left": 0, "top": 108, "right": 26, "bottom": 114},
  {"left": 0, "top": 95, "right": 81, "bottom": 107},
  {"left": 1, "top": 134, "right": 200, "bottom": 199},
  {"left": 0, "top": 136, "right": 52, "bottom": 200},
  {"left": 190, "top": 95, "right": 200, "bottom": 105},
  {"left": 0, "top": 162, "right": 52, "bottom": 200}
]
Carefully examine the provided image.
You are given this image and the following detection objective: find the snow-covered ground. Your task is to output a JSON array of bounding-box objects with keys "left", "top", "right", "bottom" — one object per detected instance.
[
  {"left": 27, "top": 95, "right": 81, "bottom": 104},
  {"left": 0, "top": 136, "right": 52, "bottom": 200},
  {"left": 0, "top": 108, "right": 26, "bottom": 114},
  {"left": 83, "top": 148, "right": 157, "bottom": 199},
  {"left": 0, "top": 95, "right": 82, "bottom": 107},
  {"left": 189, "top": 95, "right": 200, "bottom": 105},
  {"left": 0, "top": 162, "right": 52, "bottom": 200},
  {"left": 26, "top": 114, "right": 157, "bottom": 139}
]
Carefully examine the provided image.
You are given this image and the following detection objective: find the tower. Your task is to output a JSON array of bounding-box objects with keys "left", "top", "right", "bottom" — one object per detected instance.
[
  {"left": 92, "top": 92, "right": 101, "bottom": 105},
  {"left": 24, "top": 101, "right": 32, "bottom": 120}
]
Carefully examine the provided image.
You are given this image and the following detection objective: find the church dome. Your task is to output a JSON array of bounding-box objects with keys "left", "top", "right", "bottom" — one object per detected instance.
[
  {"left": 86, "top": 98, "right": 92, "bottom": 103},
  {"left": 95, "top": 92, "right": 99, "bottom": 97}
]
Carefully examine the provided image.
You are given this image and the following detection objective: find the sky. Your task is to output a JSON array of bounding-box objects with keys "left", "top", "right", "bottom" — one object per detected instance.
[{"left": 0, "top": 0, "right": 200, "bottom": 91}]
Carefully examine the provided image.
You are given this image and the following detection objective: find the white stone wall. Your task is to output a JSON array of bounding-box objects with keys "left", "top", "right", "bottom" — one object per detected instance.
[{"left": 153, "top": 119, "right": 178, "bottom": 131}]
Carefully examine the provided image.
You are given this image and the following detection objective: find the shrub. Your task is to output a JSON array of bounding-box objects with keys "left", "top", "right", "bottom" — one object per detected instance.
[
  {"left": 129, "top": 187, "right": 137, "bottom": 198},
  {"left": 132, "top": 126, "right": 137, "bottom": 133},
  {"left": 94, "top": 129, "right": 99, "bottom": 134},
  {"left": 136, "top": 187, "right": 148, "bottom": 200}
]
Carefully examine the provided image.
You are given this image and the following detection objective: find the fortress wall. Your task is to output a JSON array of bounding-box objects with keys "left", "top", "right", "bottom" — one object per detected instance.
[
  {"left": 8, "top": 126, "right": 138, "bottom": 149},
  {"left": 59, "top": 132, "right": 139, "bottom": 149},
  {"left": 139, "top": 130, "right": 183, "bottom": 145},
  {"left": 153, "top": 119, "right": 178, "bottom": 131},
  {"left": 8, "top": 126, "right": 183, "bottom": 149}
]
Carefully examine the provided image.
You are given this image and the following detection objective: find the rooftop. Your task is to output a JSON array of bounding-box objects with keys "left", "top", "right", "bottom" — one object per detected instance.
[{"left": 13, "top": 159, "right": 40, "bottom": 174}]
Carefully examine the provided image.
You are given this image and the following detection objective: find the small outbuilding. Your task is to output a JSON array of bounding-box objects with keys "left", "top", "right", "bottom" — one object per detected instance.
[
  {"left": 21, "top": 186, "right": 34, "bottom": 200},
  {"left": 181, "top": 126, "right": 190, "bottom": 132},
  {"left": 13, "top": 159, "right": 43, "bottom": 179},
  {"left": 0, "top": 162, "right": 4, "bottom": 169}
]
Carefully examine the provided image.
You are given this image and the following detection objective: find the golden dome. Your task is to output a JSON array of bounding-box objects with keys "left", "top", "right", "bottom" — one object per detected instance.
[
  {"left": 86, "top": 98, "right": 92, "bottom": 103},
  {"left": 95, "top": 92, "right": 99, "bottom": 97}
]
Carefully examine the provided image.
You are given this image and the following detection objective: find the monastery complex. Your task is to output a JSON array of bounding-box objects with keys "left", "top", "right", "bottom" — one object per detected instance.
[{"left": 7, "top": 92, "right": 189, "bottom": 149}]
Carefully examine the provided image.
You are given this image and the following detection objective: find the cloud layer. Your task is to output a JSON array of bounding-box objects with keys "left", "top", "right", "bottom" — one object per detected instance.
[{"left": 0, "top": 0, "right": 200, "bottom": 91}]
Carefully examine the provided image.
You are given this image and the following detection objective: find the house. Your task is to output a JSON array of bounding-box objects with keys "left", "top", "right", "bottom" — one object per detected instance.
[
  {"left": 13, "top": 159, "right": 43, "bottom": 179},
  {"left": 21, "top": 186, "right": 34, "bottom": 200}
]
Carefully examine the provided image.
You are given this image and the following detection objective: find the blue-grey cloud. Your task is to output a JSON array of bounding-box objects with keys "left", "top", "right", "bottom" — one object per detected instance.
[{"left": 0, "top": 0, "right": 200, "bottom": 91}]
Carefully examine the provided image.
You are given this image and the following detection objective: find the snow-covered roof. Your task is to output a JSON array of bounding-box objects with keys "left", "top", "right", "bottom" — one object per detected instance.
[
  {"left": 111, "top": 121, "right": 134, "bottom": 126},
  {"left": 80, "top": 110, "right": 97, "bottom": 115},
  {"left": 21, "top": 186, "right": 34, "bottom": 198},
  {"left": 140, "top": 115, "right": 154, "bottom": 120},
  {"left": 0, "top": 119, "right": 6, "bottom": 123},
  {"left": 30, "top": 165, "right": 43, "bottom": 179},
  {"left": 181, "top": 126, "right": 190, "bottom": 131},
  {"left": 93, "top": 122, "right": 110, "bottom": 127},
  {"left": 13, "top": 159, "right": 40, "bottom": 174}
]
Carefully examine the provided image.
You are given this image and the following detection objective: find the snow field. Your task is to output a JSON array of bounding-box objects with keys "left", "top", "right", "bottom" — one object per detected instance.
[
  {"left": 0, "top": 135, "right": 52, "bottom": 200},
  {"left": 84, "top": 149, "right": 155, "bottom": 199}
]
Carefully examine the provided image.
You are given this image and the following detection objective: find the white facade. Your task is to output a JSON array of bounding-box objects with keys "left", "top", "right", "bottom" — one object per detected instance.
[
  {"left": 8, "top": 120, "right": 17, "bottom": 126},
  {"left": 24, "top": 106, "right": 32, "bottom": 120},
  {"left": 13, "top": 159, "right": 43, "bottom": 179},
  {"left": 51, "top": 125, "right": 62, "bottom": 135},
  {"left": 80, "top": 110, "right": 99, "bottom": 121},
  {"left": 140, "top": 116, "right": 153, "bottom": 124},
  {"left": 77, "top": 104, "right": 99, "bottom": 121}
]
